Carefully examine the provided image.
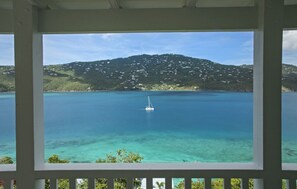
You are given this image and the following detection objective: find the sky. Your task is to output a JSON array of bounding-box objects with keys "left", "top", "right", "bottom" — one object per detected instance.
[{"left": 0, "top": 31, "right": 296, "bottom": 66}]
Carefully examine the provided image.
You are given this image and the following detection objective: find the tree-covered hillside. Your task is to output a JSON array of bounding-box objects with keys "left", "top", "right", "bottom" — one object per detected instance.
[{"left": 0, "top": 54, "right": 297, "bottom": 92}]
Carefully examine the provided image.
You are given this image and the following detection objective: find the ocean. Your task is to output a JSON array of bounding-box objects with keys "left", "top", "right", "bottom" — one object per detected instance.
[{"left": 0, "top": 91, "right": 296, "bottom": 163}]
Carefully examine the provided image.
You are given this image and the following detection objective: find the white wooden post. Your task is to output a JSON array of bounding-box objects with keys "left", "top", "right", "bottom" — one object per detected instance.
[
  {"left": 289, "top": 179, "right": 296, "bottom": 189},
  {"left": 13, "top": 0, "right": 44, "bottom": 188},
  {"left": 126, "top": 178, "right": 133, "bottom": 189},
  {"left": 241, "top": 178, "right": 249, "bottom": 189},
  {"left": 50, "top": 178, "right": 57, "bottom": 189},
  {"left": 185, "top": 177, "right": 192, "bottom": 189},
  {"left": 254, "top": 0, "right": 283, "bottom": 189},
  {"left": 107, "top": 178, "right": 114, "bottom": 189},
  {"left": 69, "top": 178, "right": 76, "bottom": 189},
  {"left": 165, "top": 177, "right": 172, "bottom": 189},
  {"left": 205, "top": 178, "right": 211, "bottom": 189},
  {"left": 3, "top": 179, "right": 13, "bottom": 189},
  {"left": 88, "top": 178, "right": 95, "bottom": 189},
  {"left": 146, "top": 177, "right": 153, "bottom": 189},
  {"left": 224, "top": 178, "right": 231, "bottom": 189}
]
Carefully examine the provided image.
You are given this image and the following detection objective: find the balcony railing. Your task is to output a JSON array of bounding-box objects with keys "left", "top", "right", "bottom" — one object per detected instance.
[{"left": 1, "top": 163, "right": 297, "bottom": 189}]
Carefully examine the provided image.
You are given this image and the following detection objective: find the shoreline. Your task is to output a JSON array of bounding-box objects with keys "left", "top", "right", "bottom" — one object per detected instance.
[
  {"left": 0, "top": 88, "right": 296, "bottom": 94},
  {"left": 0, "top": 88, "right": 294, "bottom": 93}
]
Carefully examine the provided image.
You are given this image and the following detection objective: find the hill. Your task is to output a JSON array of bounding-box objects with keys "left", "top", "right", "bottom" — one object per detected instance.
[{"left": 0, "top": 54, "right": 297, "bottom": 92}]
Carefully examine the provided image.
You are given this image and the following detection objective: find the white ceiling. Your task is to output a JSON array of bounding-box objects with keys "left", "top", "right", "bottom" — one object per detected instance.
[{"left": 0, "top": 0, "right": 296, "bottom": 10}]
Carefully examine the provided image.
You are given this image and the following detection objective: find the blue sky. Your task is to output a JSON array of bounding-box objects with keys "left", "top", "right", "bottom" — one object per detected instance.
[{"left": 0, "top": 31, "right": 296, "bottom": 66}]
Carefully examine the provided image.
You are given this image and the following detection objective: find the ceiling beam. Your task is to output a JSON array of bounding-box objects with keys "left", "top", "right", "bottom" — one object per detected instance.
[
  {"left": 0, "top": 10, "right": 13, "bottom": 33},
  {"left": 108, "top": 0, "right": 121, "bottom": 9},
  {"left": 38, "top": 7, "right": 258, "bottom": 33},
  {"left": 284, "top": 5, "right": 297, "bottom": 29},
  {"left": 28, "top": 0, "right": 59, "bottom": 9},
  {"left": 183, "top": 0, "right": 198, "bottom": 8},
  {"left": 1, "top": 5, "right": 297, "bottom": 33}
]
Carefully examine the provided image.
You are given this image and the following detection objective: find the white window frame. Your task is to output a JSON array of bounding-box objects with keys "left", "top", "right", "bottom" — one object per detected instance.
[{"left": 0, "top": 0, "right": 297, "bottom": 188}]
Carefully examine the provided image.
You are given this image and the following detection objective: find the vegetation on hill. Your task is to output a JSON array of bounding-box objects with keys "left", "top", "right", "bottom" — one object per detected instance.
[{"left": 1, "top": 54, "right": 297, "bottom": 92}]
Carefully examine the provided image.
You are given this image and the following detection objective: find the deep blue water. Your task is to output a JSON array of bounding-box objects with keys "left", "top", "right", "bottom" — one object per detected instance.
[{"left": 0, "top": 91, "right": 296, "bottom": 163}]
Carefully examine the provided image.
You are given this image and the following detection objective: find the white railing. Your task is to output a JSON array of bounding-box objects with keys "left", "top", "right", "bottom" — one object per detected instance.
[
  {"left": 1, "top": 164, "right": 297, "bottom": 189},
  {"left": 0, "top": 165, "right": 16, "bottom": 189}
]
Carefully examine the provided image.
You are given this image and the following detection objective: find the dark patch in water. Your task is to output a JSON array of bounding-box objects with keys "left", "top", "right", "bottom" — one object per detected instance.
[
  {"left": 0, "top": 144, "right": 7, "bottom": 148},
  {"left": 284, "top": 148, "right": 297, "bottom": 157},
  {"left": 72, "top": 160, "right": 91, "bottom": 163},
  {"left": 46, "top": 138, "right": 97, "bottom": 149},
  {"left": 134, "top": 137, "right": 154, "bottom": 143}
]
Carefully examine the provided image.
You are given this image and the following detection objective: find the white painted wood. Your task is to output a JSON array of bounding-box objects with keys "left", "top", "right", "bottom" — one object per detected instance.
[
  {"left": 38, "top": 7, "right": 257, "bottom": 33},
  {"left": 39, "top": 162, "right": 258, "bottom": 170},
  {"left": 241, "top": 178, "right": 249, "bottom": 189},
  {"left": 165, "top": 177, "right": 171, "bottom": 189},
  {"left": 197, "top": 0, "right": 254, "bottom": 7},
  {"left": 283, "top": 164, "right": 297, "bottom": 171},
  {"left": 0, "top": 0, "right": 13, "bottom": 9},
  {"left": 253, "top": 23, "right": 264, "bottom": 169},
  {"left": 108, "top": 0, "right": 120, "bottom": 9},
  {"left": 107, "top": 178, "right": 114, "bottom": 189},
  {"left": 224, "top": 178, "right": 231, "bottom": 189},
  {"left": 126, "top": 178, "right": 133, "bottom": 189},
  {"left": 286, "top": 179, "right": 290, "bottom": 189},
  {"left": 146, "top": 177, "right": 153, "bottom": 189},
  {"left": 0, "top": 10, "right": 13, "bottom": 33},
  {"left": 284, "top": 5, "right": 297, "bottom": 29},
  {"left": 205, "top": 178, "right": 211, "bottom": 189},
  {"left": 119, "top": 0, "right": 182, "bottom": 9},
  {"left": 3, "top": 179, "right": 13, "bottom": 189},
  {"left": 1, "top": 5, "right": 297, "bottom": 33},
  {"left": 50, "top": 0, "right": 111, "bottom": 10},
  {"left": 0, "top": 164, "right": 16, "bottom": 172},
  {"left": 88, "top": 178, "right": 95, "bottom": 189},
  {"left": 289, "top": 179, "right": 296, "bottom": 189},
  {"left": 50, "top": 178, "right": 57, "bottom": 189},
  {"left": 3, "top": 0, "right": 297, "bottom": 188},
  {"left": 185, "top": 177, "right": 192, "bottom": 189},
  {"left": 183, "top": 0, "right": 197, "bottom": 7},
  {"left": 285, "top": 0, "right": 297, "bottom": 5},
  {"left": 29, "top": 0, "right": 60, "bottom": 9},
  {"left": 0, "top": 171, "right": 16, "bottom": 181},
  {"left": 13, "top": 0, "right": 44, "bottom": 188},
  {"left": 69, "top": 178, "right": 76, "bottom": 189},
  {"left": 253, "top": 179, "right": 263, "bottom": 189},
  {"left": 254, "top": 0, "right": 284, "bottom": 187},
  {"left": 33, "top": 169, "right": 263, "bottom": 180}
]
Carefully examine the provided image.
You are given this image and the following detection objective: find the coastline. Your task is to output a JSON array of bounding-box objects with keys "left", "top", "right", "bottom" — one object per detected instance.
[{"left": 0, "top": 87, "right": 296, "bottom": 94}]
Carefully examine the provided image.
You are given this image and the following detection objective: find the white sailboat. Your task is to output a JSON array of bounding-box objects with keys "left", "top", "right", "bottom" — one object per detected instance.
[{"left": 145, "top": 96, "right": 154, "bottom": 111}]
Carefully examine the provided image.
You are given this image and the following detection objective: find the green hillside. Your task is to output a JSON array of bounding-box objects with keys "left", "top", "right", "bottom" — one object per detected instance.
[{"left": 0, "top": 54, "right": 297, "bottom": 92}]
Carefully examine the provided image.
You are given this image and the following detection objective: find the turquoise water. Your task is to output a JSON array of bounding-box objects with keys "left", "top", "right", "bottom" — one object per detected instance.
[{"left": 0, "top": 91, "right": 296, "bottom": 163}]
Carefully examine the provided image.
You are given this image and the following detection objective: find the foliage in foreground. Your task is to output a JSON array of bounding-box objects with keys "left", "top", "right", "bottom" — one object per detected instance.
[
  {"left": 0, "top": 157, "right": 15, "bottom": 189},
  {"left": 79, "top": 149, "right": 143, "bottom": 189},
  {"left": 0, "top": 156, "right": 13, "bottom": 164},
  {"left": 44, "top": 149, "right": 143, "bottom": 189},
  {"left": 174, "top": 178, "right": 288, "bottom": 189},
  {"left": 45, "top": 155, "right": 70, "bottom": 189}
]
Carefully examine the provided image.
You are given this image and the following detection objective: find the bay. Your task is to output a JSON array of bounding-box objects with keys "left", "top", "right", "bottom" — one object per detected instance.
[{"left": 0, "top": 91, "right": 296, "bottom": 163}]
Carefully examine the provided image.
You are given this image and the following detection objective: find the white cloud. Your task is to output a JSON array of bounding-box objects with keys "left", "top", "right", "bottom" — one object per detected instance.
[{"left": 283, "top": 31, "right": 297, "bottom": 51}]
